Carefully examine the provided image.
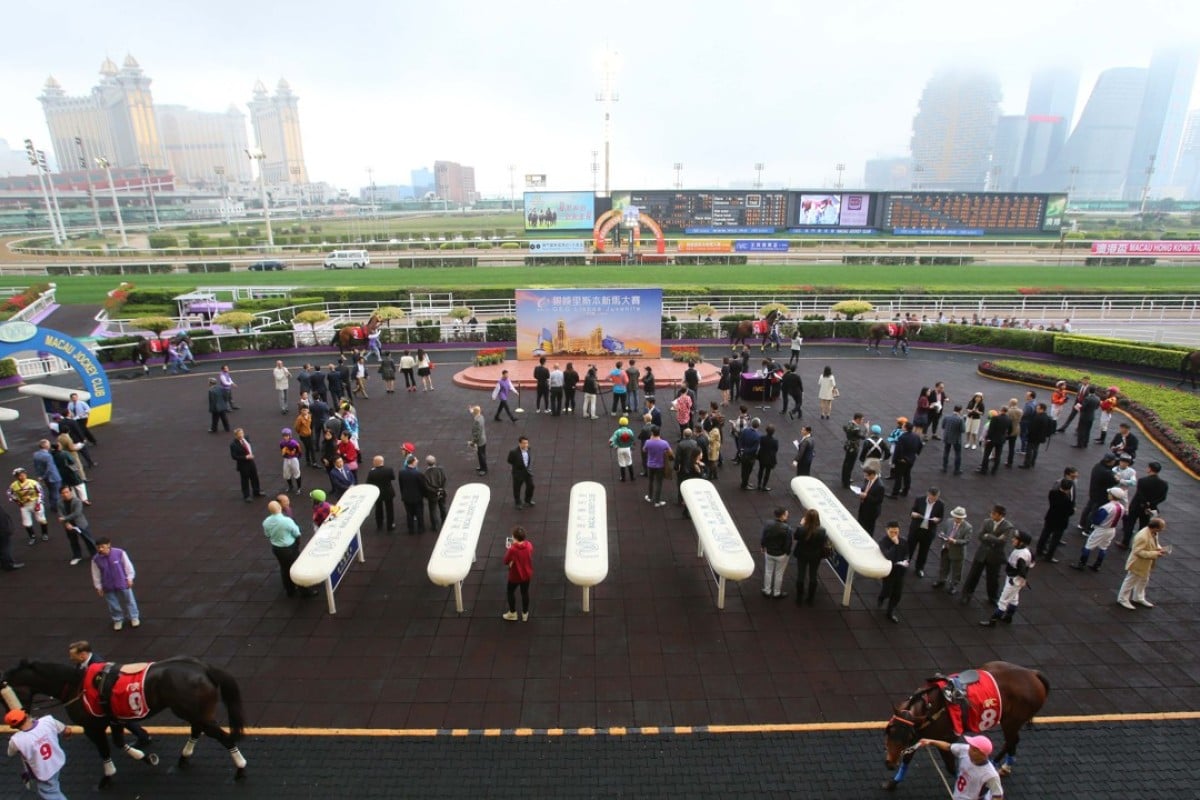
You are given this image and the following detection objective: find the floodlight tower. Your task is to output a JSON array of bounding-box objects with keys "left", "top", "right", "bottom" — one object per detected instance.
[{"left": 596, "top": 48, "right": 619, "bottom": 197}]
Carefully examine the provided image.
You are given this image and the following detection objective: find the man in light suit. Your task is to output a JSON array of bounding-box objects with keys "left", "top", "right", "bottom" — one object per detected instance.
[
  {"left": 932, "top": 506, "right": 973, "bottom": 593},
  {"left": 507, "top": 435, "right": 535, "bottom": 509}
]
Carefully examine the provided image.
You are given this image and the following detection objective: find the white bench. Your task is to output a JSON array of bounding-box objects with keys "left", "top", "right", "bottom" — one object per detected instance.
[
  {"left": 789, "top": 476, "right": 892, "bottom": 607},
  {"left": 0, "top": 406, "right": 18, "bottom": 453},
  {"left": 426, "top": 483, "right": 491, "bottom": 613},
  {"left": 290, "top": 483, "right": 378, "bottom": 614},
  {"left": 564, "top": 481, "right": 609, "bottom": 613},
  {"left": 680, "top": 479, "right": 755, "bottom": 609}
]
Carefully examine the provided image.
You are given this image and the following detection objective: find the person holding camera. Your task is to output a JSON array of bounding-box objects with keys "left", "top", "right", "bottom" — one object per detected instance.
[{"left": 502, "top": 526, "right": 533, "bottom": 622}]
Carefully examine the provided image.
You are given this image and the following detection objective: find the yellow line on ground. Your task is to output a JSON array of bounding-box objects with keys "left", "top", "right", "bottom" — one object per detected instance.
[{"left": 122, "top": 711, "right": 1200, "bottom": 738}]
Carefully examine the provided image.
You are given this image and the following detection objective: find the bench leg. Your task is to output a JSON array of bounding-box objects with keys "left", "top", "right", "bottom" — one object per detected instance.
[
  {"left": 841, "top": 568, "right": 855, "bottom": 608},
  {"left": 717, "top": 576, "right": 727, "bottom": 610},
  {"left": 454, "top": 581, "right": 465, "bottom": 614},
  {"left": 325, "top": 579, "right": 337, "bottom": 615},
  {"left": 582, "top": 586, "right": 591, "bottom": 614}
]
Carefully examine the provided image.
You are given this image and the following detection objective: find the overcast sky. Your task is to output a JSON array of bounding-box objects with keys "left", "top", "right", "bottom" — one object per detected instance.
[{"left": 2, "top": 0, "right": 1198, "bottom": 195}]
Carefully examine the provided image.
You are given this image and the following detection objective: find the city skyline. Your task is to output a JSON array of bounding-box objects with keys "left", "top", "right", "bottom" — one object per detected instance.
[{"left": 2, "top": 0, "right": 1199, "bottom": 196}]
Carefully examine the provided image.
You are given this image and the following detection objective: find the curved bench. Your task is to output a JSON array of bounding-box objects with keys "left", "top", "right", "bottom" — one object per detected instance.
[
  {"left": 426, "top": 483, "right": 491, "bottom": 614},
  {"left": 564, "top": 481, "right": 608, "bottom": 613},
  {"left": 290, "top": 483, "right": 379, "bottom": 614},
  {"left": 790, "top": 476, "right": 891, "bottom": 606},
  {"left": 680, "top": 479, "right": 755, "bottom": 609}
]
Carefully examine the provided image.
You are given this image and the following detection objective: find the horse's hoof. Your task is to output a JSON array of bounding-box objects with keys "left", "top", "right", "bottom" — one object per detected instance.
[
  {"left": 177, "top": 756, "right": 190, "bottom": 769},
  {"left": 146, "top": 753, "right": 160, "bottom": 766},
  {"left": 235, "top": 767, "right": 247, "bottom": 781},
  {"left": 881, "top": 779, "right": 898, "bottom": 791}
]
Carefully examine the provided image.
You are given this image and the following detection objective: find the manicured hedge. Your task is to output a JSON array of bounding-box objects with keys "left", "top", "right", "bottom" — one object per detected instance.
[
  {"left": 0, "top": 358, "right": 18, "bottom": 378},
  {"left": 486, "top": 317, "right": 516, "bottom": 342},
  {"left": 980, "top": 359, "right": 1200, "bottom": 475},
  {"left": 1053, "top": 334, "right": 1190, "bottom": 370},
  {"left": 187, "top": 262, "right": 232, "bottom": 273}
]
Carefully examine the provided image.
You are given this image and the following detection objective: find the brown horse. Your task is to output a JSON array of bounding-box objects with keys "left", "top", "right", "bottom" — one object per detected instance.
[
  {"left": 1179, "top": 350, "right": 1200, "bottom": 389},
  {"left": 4, "top": 657, "right": 247, "bottom": 788},
  {"left": 882, "top": 660, "right": 1049, "bottom": 791},
  {"left": 730, "top": 308, "right": 780, "bottom": 350},
  {"left": 868, "top": 320, "right": 922, "bottom": 356},
  {"left": 332, "top": 312, "right": 380, "bottom": 355}
]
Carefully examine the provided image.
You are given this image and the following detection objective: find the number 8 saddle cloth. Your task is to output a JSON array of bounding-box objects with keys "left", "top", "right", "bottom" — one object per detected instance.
[
  {"left": 928, "top": 669, "right": 1002, "bottom": 735},
  {"left": 82, "top": 662, "right": 153, "bottom": 720}
]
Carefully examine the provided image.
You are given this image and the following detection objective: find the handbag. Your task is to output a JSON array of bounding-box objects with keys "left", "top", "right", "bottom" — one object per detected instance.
[{"left": 832, "top": 388, "right": 840, "bottom": 398}]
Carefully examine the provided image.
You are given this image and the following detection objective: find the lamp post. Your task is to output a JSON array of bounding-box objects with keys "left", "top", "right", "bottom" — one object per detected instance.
[
  {"left": 95, "top": 157, "right": 128, "bottom": 247},
  {"left": 590, "top": 150, "right": 599, "bottom": 194},
  {"left": 75, "top": 137, "right": 103, "bottom": 235},
  {"left": 245, "top": 148, "right": 274, "bottom": 247},
  {"left": 365, "top": 166, "right": 375, "bottom": 219},
  {"left": 23, "top": 139, "right": 63, "bottom": 245},
  {"left": 835, "top": 162, "right": 845, "bottom": 192},
  {"left": 753, "top": 162, "right": 764, "bottom": 190},
  {"left": 1138, "top": 154, "right": 1156, "bottom": 216},
  {"left": 140, "top": 163, "right": 160, "bottom": 229},
  {"left": 41, "top": 150, "right": 67, "bottom": 241},
  {"left": 508, "top": 164, "right": 516, "bottom": 211},
  {"left": 1066, "top": 165, "right": 1079, "bottom": 197},
  {"left": 673, "top": 162, "right": 683, "bottom": 190}
]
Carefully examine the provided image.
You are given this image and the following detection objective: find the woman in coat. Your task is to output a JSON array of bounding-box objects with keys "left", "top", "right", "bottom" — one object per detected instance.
[
  {"left": 817, "top": 366, "right": 837, "bottom": 419},
  {"left": 792, "top": 508, "right": 828, "bottom": 606},
  {"left": 1117, "top": 517, "right": 1166, "bottom": 609},
  {"left": 51, "top": 441, "right": 89, "bottom": 504},
  {"left": 964, "top": 392, "right": 986, "bottom": 449},
  {"left": 55, "top": 431, "right": 89, "bottom": 502}
]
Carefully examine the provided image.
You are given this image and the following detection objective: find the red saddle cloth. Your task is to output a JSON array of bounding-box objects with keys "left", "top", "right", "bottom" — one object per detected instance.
[
  {"left": 752, "top": 320, "right": 768, "bottom": 335},
  {"left": 82, "top": 663, "right": 152, "bottom": 720},
  {"left": 346, "top": 326, "right": 365, "bottom": 339},
  {"left": 941, "top": 670, "right": 1002, "bottom": 735},
  {"left": 887, "top": 323, "right": 901, "bottom": 338}
]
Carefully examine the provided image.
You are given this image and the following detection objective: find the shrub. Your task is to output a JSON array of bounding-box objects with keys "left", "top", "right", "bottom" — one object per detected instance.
[
  {"left": 830, "top": 300, "right": 874, "bottom": 320},
  {"left": 486, "top": 317, "right": 516, "bottom": 342},
  {"left": 147, "top": 233, "right": 178, "bottom": 249},
  {"left": 0, "top": 358, "right": 18, "bottom": 378},
  {"left": 409, "top": 319, "right": 441, "bottom": 343},
  {"left": 669, "top": 348, "right": 703, "bottom": 363}
]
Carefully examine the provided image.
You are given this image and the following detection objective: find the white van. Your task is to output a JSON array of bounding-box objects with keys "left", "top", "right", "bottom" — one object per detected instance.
[{"left": 323, "top": 249, "right": 370, "bottom": 269}]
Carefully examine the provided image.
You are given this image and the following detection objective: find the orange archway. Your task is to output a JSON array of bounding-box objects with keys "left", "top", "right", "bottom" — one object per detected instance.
[{"left": 593, "top": 209, "right": 666, "bottom": 254}]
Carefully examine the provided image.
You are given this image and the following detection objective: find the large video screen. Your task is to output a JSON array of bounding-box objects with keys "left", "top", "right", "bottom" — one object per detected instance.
[
  {"left": 790, "top": 193, "right": 873, "bottom": 227},
  {"left": 881, "top": 192, "right": 1049, "bottom": 235},
  {"left": 1042, "top": 194, "right": 1067, "bottom": 231},
  {"left": 523, "top": 191, "right": 595, "bottom": 230},
  {"left": 610, "top": 191, "right": 788, "bottom": 233}
]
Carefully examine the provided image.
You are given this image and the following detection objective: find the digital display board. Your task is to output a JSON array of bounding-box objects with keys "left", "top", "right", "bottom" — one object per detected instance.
[
  {"left": 881, "top": 192, "right": 1049, "bottom": 235},
  {"left": 1042, "top": 194, "right": 1067, "bottom": 231},
  {"left": 611, "top": 191, "right": 789, "bottom": 233},
  {"left": 523, "top": 191, "right": 595, "bottom": 230},
  {"left": 790, "top": 193, "right": 873, "bottom": 227}
]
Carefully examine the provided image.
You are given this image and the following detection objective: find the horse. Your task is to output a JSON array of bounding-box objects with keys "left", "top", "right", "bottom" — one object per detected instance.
[
  {"left": 868, "top": 320, "right": 922, "bottom": 356},
  {"left": 4, "top": 656, "right": 247, "bottom": 788},
  {"left": 730, "top": 308, "right": 780, "bottom": 351},
  {"left": 882, "top": 660, "right": 1049, "bottom": 792},
  {"left": 1179, "top": 350, "right": 1200, "bottom": 389},
  {"left": 332, "top": 312, "right": 380, "bottom": 355},
  {"left": 131, "top": 336, "right": 154, "bottom": 375}
]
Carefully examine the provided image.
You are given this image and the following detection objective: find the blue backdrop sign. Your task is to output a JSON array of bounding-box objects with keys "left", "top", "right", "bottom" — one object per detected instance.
[{"left": 0, "top": 322, "right": 113, "bottom": 424}]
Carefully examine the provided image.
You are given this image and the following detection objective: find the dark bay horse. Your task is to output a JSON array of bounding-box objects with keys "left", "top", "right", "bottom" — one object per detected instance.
[
  {"left": 730, "top": 308, "right": 780, "bottom": 350},
  {"left": 868, "top": 320, "right": 921, "bottom": 356},
  {"left": 882, "top": 661, "right": 1049, "bottom": 791},
  {"left": 332, "top": 312, "right": 380, "bottom": 355},
  {"left": 4, "top": 656, "right": 247, "bottom": 788},
  {"left": 1179, "top": 350, "right": 1200, "bottom": 389}
]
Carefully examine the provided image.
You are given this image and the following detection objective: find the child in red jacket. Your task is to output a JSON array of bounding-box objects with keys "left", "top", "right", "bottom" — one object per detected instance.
[{"left": 502, "top": 526, "right": 534, "bottom": 622}]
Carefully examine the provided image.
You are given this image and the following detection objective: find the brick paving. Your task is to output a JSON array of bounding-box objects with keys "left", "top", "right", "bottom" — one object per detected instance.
[{"left": 1, "top": 340, "right": 1196, "bottom": 795}]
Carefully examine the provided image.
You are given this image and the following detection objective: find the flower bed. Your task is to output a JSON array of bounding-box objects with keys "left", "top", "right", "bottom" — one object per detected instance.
[
  {"left": 669, "top": 348, "right": 703, "bottom": 363},
  {"left": 474, "top": 347, "right": 506, "bottom": 366},
  {"left": 979, "top": 359, "right": 1200, "bottom": 476}
]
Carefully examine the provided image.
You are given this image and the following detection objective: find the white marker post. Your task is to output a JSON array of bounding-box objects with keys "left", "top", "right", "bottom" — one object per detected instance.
[
  {"left": 790, "top": 476, "right": 892, "bottom": 606},
  {"left": 290, "top": 483, "right": 378, "bottom": 614},
  {"left": 427, "top": 483, "right": 491, "bottom": 613},
  {"left": 565, "top": 481, "right": 608, "bottom": 613},
  {"left": 681, "top": 479, "right": 755, "bottom": 609}
]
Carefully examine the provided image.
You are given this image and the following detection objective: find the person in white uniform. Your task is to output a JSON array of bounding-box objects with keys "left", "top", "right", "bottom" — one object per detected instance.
[{"left": 917, "top": 734, "right": 1005, "bottom": 800}]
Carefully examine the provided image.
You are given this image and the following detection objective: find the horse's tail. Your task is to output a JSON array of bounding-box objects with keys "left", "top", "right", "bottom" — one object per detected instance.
[{"left": 206, "top": 665, "right": 246, "bottom": 741}]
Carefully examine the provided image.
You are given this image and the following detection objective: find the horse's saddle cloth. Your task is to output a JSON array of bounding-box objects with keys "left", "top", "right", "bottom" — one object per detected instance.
[
  {"left": 82, "top": 662, "right": 152, "bottom": 720},
  {"left": 752, "top": 320, "right": 768, "bottom": 335},
  {"left": 887, "top": 323, "right": 901, "bottom": 337},
  {"left": 347, "top": 326, "right": 365, "bottom": 339},
  {"left": 927, "top": 670, "right": 1001, "bottom": 735}
]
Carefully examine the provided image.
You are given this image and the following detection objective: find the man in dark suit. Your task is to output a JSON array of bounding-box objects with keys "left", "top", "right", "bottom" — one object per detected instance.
[
  {"left": 978, "top": 410, "right": 1009, "bottom": 475},
  {"left": 1079, "top": 453, "right": 1119, "bottom": 531},
  {"left": 365, "top": 455, "right": 397, "bottom": 531},
  {"left": 1108, "top": 423, "right": 1139, "bottom": 461},
  {"left": 856, "top": 466, "right": 885, "bottom": 537},
  {"left": 229, "top": 428, "right": 264, "bottom": 502},
  {"left": 907, "top": 487, "right": 944, "bottom": 578},
  {"left": 890, "top": 422, "right": 923, "bottom": 497},
  {"left": 1058, "top": 376, "right": 1093, "bottom": 433},
  {"left": 1119, "top": 461, "right": 1167, "bottom": 549},
  {"left": 1073, "top": 387, "right": 1101, "bottom": 448},
  {"left": 208, "top": 378, "right": 231, "bottom": 433},
  {"left": 68, "top": 641, "right": 151, "bottom": 747},
  {"left": 396, "top": 455, "right": 426, "bottom": 534},
  {"left": 780, "top": 365, "right": 803, "bottom": 419},
  {"left": 958, "top": 505, "right": 1014, "bottom": 606},
  {"left": 1019, "top": 403, "right": 1056, "bottom": 469},
  {"left": 507, "top": 435, "right": 535, "bottom": 508}
]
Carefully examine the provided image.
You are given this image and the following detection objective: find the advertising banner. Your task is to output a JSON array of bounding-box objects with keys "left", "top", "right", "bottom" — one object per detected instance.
[
  {"left": 678, "top": 240, "right": 732, "bottom": 253},
  {"left": 1090, "top": 241, "right": 1200, "bottom": 255},
  {"left": 1042, "top": 194, "right": 1067, "bottom": 231},
  {"left": 0, "top": 322, "right": 113, "bottom": 424},
  {"left": 524, "top": 191, "right": 595, "bottom": 230},
  {"left": 838, "top": 193, "right": 871, "bottom": 226},
  {"left": 734, "top": 240, "right": 789, "bottom": 252},
  {"left": 515, "top": 289, "right": 663, "bottom": 360},
  {"left": 529, "top": 240, "right": 587, "bottom": 254}
]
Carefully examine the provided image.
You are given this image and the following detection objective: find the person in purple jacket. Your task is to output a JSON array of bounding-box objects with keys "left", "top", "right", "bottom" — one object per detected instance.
[
  {"left": 91, "top": 537, "right": 140, "bottom": 631},
  {"left": 641, "top": 425, "right": 674, "bottom": 508}
]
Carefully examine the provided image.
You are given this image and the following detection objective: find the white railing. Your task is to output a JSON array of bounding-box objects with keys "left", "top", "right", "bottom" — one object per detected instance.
[
  {"left": 14, "top": 354, "right": 72, "bottom": 378},
  {"left": 7, "top": 284, "right": 57, "bottom": 323}
]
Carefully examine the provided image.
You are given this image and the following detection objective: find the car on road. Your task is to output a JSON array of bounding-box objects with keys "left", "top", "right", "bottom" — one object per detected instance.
[
  {"left": 248, "top": 259, "right": 286, "bottom": 271},
  {"left": 323, "top": 249, "right": 371, "bottom": 269}
]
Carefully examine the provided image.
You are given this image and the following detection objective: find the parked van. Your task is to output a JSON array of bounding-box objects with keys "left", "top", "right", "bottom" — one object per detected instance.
[{"left": 323, "top": 249, "right": 370, "bottom": 269}]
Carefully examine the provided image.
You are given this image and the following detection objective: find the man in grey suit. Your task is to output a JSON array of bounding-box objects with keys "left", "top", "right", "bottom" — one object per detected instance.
[
  {"left": 932, "top": 506, "right": 973, "bottom": 593},
  {"left": 940, "top": 405, "right": 965, "bottom": 475},
  {"left": 958, "top": 505, "right": 1015, "bottom": 606}
]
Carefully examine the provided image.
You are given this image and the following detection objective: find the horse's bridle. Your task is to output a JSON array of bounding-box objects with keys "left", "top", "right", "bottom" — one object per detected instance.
[{"left": 887, "top": 686, "right": 947, "bottom": 745}]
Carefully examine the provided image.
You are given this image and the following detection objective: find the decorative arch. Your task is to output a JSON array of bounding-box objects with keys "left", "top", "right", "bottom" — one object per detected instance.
[
  {"left": 0, "top": 322, "right": 113, "bottom": 425},
  {"left": 592, "top": 209, "right": 666, "bottom": 255}
]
